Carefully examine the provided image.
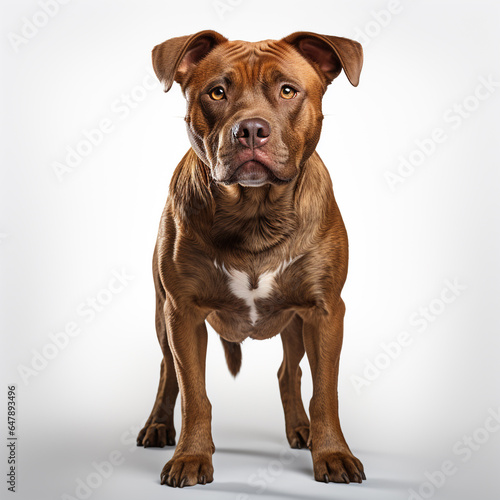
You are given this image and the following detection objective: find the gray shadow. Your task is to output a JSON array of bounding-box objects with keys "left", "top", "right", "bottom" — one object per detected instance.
[
  {"left": 216, "top": 446, "right": 309, "bottom": 461},
  {"left": 362, "top": 477, "right": 413, "bottom": 490},
  {"left": 204, "top": 481, "right": 338, "bottom": 500}
]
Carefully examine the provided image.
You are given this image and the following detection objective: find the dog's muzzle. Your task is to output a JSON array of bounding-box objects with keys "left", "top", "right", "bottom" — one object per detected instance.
[{"left": 217, "top": 118, "right": 291, "bottom": 186}]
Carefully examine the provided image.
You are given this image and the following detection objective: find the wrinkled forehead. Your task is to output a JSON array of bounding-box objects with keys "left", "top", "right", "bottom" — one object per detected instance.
[{"left": 188, "top": 39, "right": 323, "bottom": 89}]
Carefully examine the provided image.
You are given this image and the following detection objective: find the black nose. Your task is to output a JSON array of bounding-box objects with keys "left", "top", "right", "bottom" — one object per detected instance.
[{"left": 234, "top": 118, "right": 270, "bottom": 149}]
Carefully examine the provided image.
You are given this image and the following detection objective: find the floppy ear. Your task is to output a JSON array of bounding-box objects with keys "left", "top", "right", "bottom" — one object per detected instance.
[
  {"left": 282, "top": 31, "right": 363, "bottom": 87},
  {"left": 152, "top": 30, "right": 228, "bottom": 92}
]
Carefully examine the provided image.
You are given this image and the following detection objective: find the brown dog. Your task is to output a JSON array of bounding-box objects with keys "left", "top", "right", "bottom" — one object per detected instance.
[{"left": 137, "top": 30, "right": 364, "bottom": 488}]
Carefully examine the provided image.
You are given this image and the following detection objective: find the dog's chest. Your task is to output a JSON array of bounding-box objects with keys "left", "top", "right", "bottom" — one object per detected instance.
[{"left": 212, "top": 256, "right": 302, "bottom": 333}]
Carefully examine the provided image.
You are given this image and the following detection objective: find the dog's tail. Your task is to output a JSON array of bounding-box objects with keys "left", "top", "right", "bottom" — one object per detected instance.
[{"left": 220, "top": 339, "right": 242, "bottom": 377}]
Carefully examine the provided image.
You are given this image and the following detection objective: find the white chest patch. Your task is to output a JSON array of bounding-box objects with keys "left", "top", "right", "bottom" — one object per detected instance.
[{"left": 215, "top": 256, "right": 302, "bottom": 325}]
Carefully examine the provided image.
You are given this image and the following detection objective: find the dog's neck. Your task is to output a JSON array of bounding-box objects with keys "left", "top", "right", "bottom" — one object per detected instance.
[
  {"left": 170, "top": 148, "right": 333, "bottom": 256},
  {"left": 210, "top": 181, "right": 298, "bottom": 254}
]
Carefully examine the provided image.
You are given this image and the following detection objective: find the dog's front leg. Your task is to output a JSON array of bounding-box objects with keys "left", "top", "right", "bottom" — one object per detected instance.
[
  {"left": 302, "top": 298, "right": 365, "bottom": 484},
  {"left": 160, "top": 304, "right": 214, "bottom": 488}
]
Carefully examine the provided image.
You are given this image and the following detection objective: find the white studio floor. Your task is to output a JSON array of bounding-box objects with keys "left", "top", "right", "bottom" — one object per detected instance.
[
  {"left": 16, "top": 408, "right": 499, "bottom": 500},
  {"left": 18, "top": 428, "right": 409, "bottom": 500}
]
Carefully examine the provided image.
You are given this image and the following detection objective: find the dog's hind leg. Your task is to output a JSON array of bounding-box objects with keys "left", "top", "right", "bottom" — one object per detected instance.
[
  {"left": 278, "top": 314, "right": 310, "bottom": 449},
  {"left": 137, "top": 254, "right": 179, "bottom": 448}
]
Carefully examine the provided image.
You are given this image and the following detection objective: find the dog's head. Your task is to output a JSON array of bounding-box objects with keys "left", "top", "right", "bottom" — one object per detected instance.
[{"left": 152, "top": 31, "right": 362, "bottom": 187}]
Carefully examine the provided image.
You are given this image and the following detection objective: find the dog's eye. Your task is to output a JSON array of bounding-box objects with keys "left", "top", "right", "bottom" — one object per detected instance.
[
  {"left": 209, "top": 87, "right": 226, "bottom": 101},
  {"left": 280, "top": 85, "right": 297, "bottom": 99}
]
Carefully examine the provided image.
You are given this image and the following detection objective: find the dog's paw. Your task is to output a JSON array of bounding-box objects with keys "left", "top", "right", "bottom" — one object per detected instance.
[
  {"left": 137, "top": 422, "right": 175, "bottom": 448},
  {"left": 287, "top": 424, "right": 310, "bottom": 449},
  {"left": 160, "top": 454, "right": 213, "bottom": 487},
  {"left": 313, "top": 451, "right": 365, "bottom": 484}
]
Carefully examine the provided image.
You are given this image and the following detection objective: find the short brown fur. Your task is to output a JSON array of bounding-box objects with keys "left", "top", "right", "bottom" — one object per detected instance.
[{"left": 137, "top": 30, "right": 365, "bottom": 488}]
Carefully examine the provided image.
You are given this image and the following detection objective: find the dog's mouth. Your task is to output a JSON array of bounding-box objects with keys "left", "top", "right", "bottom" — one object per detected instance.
[
  {"left": 222, "top": 160, "right": 288, "bottom": 187},
  {"left": 217, "top": 155, "right": 293, "bottom": 187},
  {"left": 214, "top": 143, "right": 294, "bottom": 187}
]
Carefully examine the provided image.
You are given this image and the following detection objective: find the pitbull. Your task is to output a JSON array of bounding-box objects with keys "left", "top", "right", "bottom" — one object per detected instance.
[{"left": 137, "top": 30, "right": 365, "bottom": 488}]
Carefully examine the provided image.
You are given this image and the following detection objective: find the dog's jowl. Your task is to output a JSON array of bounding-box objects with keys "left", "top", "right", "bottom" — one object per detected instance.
[{"left": 136, "top": 30, "right": 365, "bottom": 488}]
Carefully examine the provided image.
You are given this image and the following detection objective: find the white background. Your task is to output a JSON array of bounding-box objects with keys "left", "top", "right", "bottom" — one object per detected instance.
[{"left": 1, "top": 0, "right": 499, "bottom": 499}]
